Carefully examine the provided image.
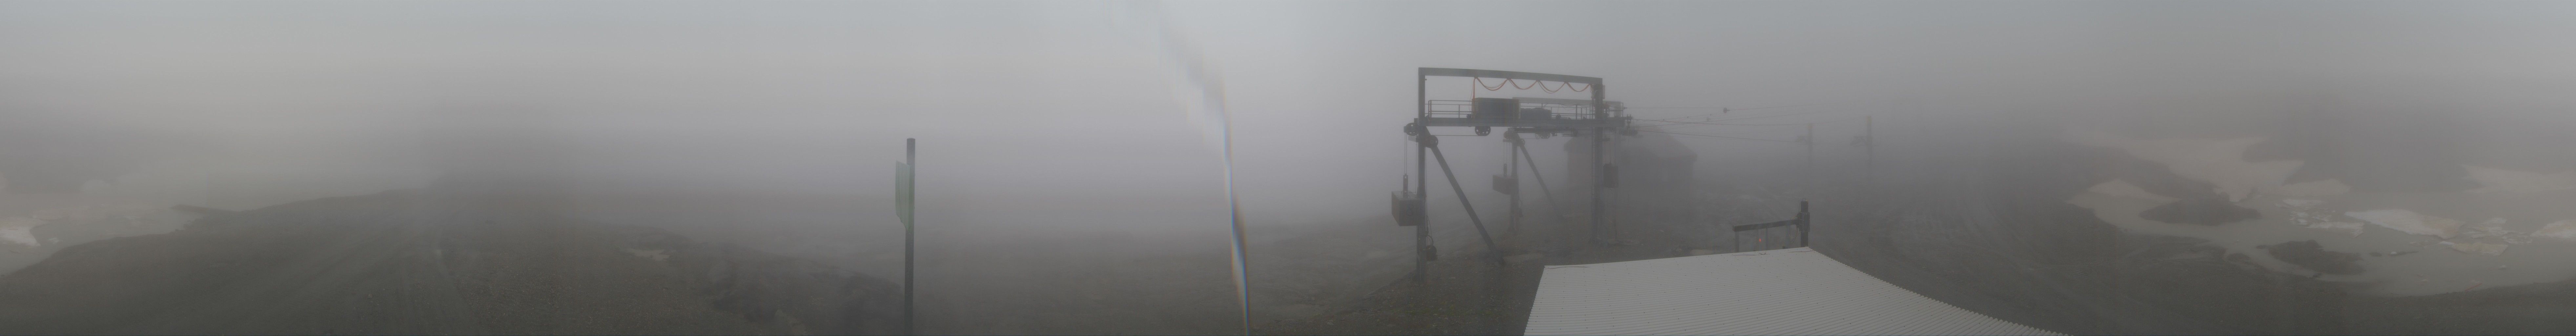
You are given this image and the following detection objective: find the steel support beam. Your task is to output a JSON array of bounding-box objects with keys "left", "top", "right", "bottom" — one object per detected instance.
[
  {"left": 1419, "top": 68, "right": 1603, "bottom": 85},
  {"left": 1517, "top": 140, "right": 1572, "bottom": 258},
  {"left": 1413, "top": 136, "right": 1431, "bottom": 283},
  {"left": 1417, "top": 116, "right": 1628, "bottom": 128},
  {"left": 1428, "top": 141, "right": 1507, "bottom": 266},
  {"left": 1505, "top": 137, "right": 1522, "bottom": 238},
  {"left": 1412, "top": 71, "right": 1432, "bottom": 284},
  {"left": 1589, "top": 80, "right": 1611, "bottom": 246}
]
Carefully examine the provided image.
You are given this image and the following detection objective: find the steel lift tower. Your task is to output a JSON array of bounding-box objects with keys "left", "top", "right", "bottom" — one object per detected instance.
[{"left": 1393, "top": 68, "right": 1629, "bottom": 282}]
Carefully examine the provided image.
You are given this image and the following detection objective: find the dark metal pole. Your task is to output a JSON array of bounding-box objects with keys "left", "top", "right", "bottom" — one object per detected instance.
[
  {"left": 1591, "top": 133, "right": 1606, "bottom": 246},
  {"left": 1504, "top": 136, "right": 1522, "bottom": 238},
  {"left": 1429, "top": 143, "right": 1507, "bottom": 266},
  {"left": 1516, "top": 143, "right": 1568, "bottom": 220},
  {"left": 1798, "top": 200, "right": 1811, "bottom": 248},
  {"left": 1517, "top": 142, "right": 1571, "bottom": 259},
  {"left": 900, "top": 138, "right": 916, "bottom": 336},
  {"left": 1414, "top": 138, "right": 1431, "bottom": 283},
  {"left": 1413, "top": 75, "right": 1431, "bottom": 284},
  {"left": 1589, "top": 83, "right": 1608, "bottom": 246}
]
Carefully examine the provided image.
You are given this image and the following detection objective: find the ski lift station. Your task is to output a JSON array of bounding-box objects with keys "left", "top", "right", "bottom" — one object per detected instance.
[{"left": 1389, "top": 68, "right": 2053, "bottom": 335}]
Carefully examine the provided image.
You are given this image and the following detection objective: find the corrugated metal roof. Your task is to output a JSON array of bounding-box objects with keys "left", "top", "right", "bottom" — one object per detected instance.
[{"left": 1525, "top": 247, "right": 2059, "bottom": 335}]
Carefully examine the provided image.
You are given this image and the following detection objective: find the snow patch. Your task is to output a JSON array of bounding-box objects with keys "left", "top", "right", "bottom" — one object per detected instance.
[
  {"left": 2279, "top": 199, "right": 2339, "bottom": 228},
  {"left": 2068, "top": 132, "right": 2305, "bottom": 201},
  {"left": 2463, "top": 165, "right": 2576, "bottom": 194},
  {"left": 2306, "top": 222, "right": 2365, "bottom": 237},
  {"left": 2276, "top": 179, "right": 2352, "bottom": 197},
  {"left": 0, "top": 217, "right": 45, "bottom": 248},
  {"left": 2444, "top": 241, "right": 2510, "bottom": 256},
  {"left": 2534, "top": 220, "right": 2576, "bottom": 241},
  {"left": 2086, "top": 179, "right": 2177, "bottom": 203},
  {"left": 2463, "top": 219, "right": 2514, "bottom": 239},
  {"left": 2346, "top": 209, "right": 2462, "bottom": 239},
  {"left": 623, "top": 248, "right": 670, "bottom": 262}
]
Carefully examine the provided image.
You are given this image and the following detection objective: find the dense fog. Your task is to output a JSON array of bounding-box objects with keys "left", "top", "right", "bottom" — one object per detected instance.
[{"left": 4, "top": 1, "right": 2576, "bottom": 334}]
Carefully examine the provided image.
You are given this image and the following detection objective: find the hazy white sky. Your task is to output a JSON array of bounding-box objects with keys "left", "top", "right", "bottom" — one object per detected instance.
[{"left": 7, "top": 1, "right": 2576, "bottom": 225}]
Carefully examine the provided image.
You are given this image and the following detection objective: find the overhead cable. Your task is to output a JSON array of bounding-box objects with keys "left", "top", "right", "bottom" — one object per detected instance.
[{"left": 1633, "top": 129, "right": 1851, "bottom": 145}]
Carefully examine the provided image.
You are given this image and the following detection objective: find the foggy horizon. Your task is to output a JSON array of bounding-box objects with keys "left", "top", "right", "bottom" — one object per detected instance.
[{"left": 5, "top": 1, "right": 2576, "bottom": 335}]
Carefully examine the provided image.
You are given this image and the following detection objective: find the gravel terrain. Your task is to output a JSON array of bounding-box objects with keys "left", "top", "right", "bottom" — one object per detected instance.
[{"left": 0, "top": 187, "right": 901, "bottom": 335}]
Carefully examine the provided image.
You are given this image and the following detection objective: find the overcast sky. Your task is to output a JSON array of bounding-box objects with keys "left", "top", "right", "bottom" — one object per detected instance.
[{"left": 7, "top": 1, "right": 2576, "bottom": 229}]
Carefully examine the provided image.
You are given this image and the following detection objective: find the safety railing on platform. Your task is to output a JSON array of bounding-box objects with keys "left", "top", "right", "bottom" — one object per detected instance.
[
  {"left": 1423, "top": 100, "right": 1601, "bottom": 119},
  {"left": 1730, "top": 201, "right": 1809, "bottom": 252}
]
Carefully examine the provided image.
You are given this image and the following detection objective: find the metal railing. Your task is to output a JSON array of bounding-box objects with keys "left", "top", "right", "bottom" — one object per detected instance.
[
  {"left": 1730, "top": 201, "right": 1810, "bottom": 252},
  {"left": 1423, "top": 100, "right": 1601, "bottom": 119}
]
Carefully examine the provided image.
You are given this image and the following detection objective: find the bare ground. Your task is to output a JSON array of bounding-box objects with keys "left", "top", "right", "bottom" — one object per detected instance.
[{"left": 0, "top": 188, "right": 902, "bottom": 335}]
